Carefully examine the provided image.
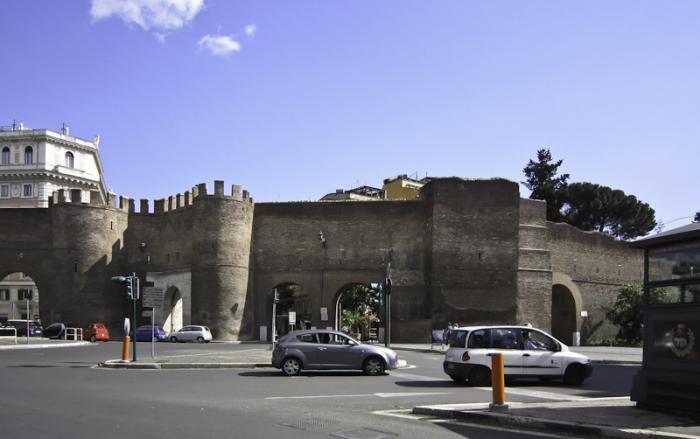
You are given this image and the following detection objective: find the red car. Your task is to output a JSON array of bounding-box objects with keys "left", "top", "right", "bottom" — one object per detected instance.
[{"left": 84, "top": 323, "right": 110, "bottom": 342}]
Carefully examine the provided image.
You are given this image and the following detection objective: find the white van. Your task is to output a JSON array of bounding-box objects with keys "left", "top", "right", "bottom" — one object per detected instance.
[{"left": 443, "top": 325, "right": 593, "bottom": 386}]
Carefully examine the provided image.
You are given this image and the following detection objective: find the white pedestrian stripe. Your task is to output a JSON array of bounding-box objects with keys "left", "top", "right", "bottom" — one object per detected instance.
[{"left": 266, "top": 391, "right": 450, "bottom": 400}]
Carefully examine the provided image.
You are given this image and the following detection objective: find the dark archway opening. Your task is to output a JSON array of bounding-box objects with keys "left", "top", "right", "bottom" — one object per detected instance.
[
  {"left": 273, "top": 283, "right": 311, "bottom": 337},
  {"left": 552, "top": 284, "right": 577, "bottom": 345}
]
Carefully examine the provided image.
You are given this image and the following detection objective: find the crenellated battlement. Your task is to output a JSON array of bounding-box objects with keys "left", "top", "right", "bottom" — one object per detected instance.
[{"left": 48, "top": 180, "right": 253, "bottom": 215}]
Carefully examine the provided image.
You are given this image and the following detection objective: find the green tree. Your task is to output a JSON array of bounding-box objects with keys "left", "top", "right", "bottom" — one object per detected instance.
[
  {"left": 605, "top": 284, "right": 670, "bottom": 345},
  {"left": 339, "top": 284, "right": 379, "bottom": 339},
  {"left": 522, "top": 148, "right": 569, "bottom": 222},
  {"left": 563, "top": 182, "right": 656, "bottom": 240},
  {"left": 694, "top": 211, "right": 700, "bottom": 223}
]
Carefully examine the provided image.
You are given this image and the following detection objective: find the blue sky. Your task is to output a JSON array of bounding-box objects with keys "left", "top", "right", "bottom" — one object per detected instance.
[{"left": 1, "top": 1, "right": 698, "bottom": 230}]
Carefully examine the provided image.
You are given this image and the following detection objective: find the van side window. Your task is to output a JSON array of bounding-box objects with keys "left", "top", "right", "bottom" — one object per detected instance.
[
  {"left": 449, "top": 330, "right": 468, "bottom": 348},
  {"left": 490, "top": 328, "right": 522, "bottom": 349},
  {"left": 467, "top": 329, "right": 489, "bottom": 348}
]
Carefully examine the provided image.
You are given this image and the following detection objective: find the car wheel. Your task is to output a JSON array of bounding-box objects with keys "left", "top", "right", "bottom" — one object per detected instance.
[
  {"left": 564, "top": 364, "right": 585, "bottom": 386},
  {"left": 362, "top": 356, "right": 385, "bottom": 376},
  {"left": 469, "top": 366, "right": 492, "bottom": 387},
  {"left": 281, "top": 357, "right": 302, "bottom": 376},
  {"left": 170, "top": 336, "right": 177, "bottom": 343},
  {"left": 90, "top": 335, "right": 97, "bottom": 343},
  {"left": 197, "top": 336, "right": 205, "bottom": 343}
]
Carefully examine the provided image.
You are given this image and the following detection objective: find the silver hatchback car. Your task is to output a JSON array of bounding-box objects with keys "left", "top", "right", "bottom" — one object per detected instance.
[
  {"left": 169, "top": 325, "right": 213, "bottom": 343},
  {"left": 272, "top": 329, "right": 399, "bottom": 376}
]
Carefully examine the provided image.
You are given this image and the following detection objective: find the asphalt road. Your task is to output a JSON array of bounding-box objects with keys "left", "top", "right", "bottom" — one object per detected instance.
[{"left": 0, "top": 343, "right": 640, "bottom": 438}]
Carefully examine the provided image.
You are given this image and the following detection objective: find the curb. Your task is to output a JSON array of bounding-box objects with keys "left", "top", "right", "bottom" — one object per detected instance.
[
  {"left": 412, "top": 406, "right": 698, "bottom": 439},
  {"left": 98, "top": 360, "right": 272, "bottom": 369}
]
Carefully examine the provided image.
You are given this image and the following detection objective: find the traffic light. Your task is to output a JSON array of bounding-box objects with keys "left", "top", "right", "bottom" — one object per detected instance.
[
  {"left": 111, "top": 275, "right": 137, "bottom": 300},
  {"left": 125, "top": 276, "right": 133, "bottom": 299}
]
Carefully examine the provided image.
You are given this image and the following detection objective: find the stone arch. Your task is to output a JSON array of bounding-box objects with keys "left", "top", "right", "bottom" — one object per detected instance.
[
  {"left": 162, "top": 286, "right": 183, "bottom": 334},
  {"left": 551, "top": 272, "right": 583, "bottom": 346},
  {"left": 0, "top": 253, "right": 53, "bottom": 325}
]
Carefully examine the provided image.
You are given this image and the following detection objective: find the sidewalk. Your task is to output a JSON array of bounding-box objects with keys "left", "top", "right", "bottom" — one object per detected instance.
[
  {"left": 100, "top": 345, "right": 274, "bottom": 369},
  {"left": 414, "top": 398, "right": 700, "bottom": 439}
]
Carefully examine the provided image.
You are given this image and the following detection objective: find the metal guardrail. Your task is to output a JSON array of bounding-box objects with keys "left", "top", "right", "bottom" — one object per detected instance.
[
  {"left": 64, "top": 327, "right": 83, "bottom": 341},
  {"left": 0, "top": 327, "right": 18, "bottom": 344}
]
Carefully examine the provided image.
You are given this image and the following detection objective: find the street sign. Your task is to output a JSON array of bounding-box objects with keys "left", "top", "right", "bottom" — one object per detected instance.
[
  {"left": 288, "top": 311, "right": 296, "bottom": 325},
  {"left": 320, "top": 307, "right": 328, "bottom": 321},
  {"left": 142, "top": 287, "right": 163, "bottom": 308}
]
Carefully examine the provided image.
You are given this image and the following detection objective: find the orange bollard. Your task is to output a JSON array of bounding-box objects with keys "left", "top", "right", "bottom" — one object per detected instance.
[
  {"left": 122, "top": 335, "right": 131, "bottom": 361},
  {"left": 489, "top": 352, "right": 509, "bottom": 410}
]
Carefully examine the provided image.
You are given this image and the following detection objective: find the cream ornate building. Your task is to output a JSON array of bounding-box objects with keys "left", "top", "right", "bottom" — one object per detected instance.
[
  {"left": 0, "top": 122, "right": 107, "bottom": 208},
  {"left": 0, "top": 123, "right": 107, "bottom": 323}
]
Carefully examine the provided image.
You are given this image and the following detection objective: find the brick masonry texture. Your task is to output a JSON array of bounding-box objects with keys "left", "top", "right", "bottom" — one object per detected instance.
[{"left": 0, "top": 178, "right": 642, "bottom": 342}]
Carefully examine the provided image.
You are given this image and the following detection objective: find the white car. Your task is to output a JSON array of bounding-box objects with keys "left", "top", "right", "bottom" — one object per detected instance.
[
  {"left": 169, "top": 325, "right": 213, "bottom": 343},
  {"left": 443, "top": 325, "right": 593, "bottom": 386}
]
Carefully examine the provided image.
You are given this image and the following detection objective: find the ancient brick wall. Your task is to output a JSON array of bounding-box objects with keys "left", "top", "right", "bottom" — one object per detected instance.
[{"left": 548, "top": 222, "right": 644, "bottom": 343}]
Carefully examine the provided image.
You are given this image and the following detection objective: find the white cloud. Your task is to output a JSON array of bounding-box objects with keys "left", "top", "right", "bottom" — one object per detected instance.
[
  {"left": 244, "top": 23, "right": 257, "bottom": 37},
  {"left": 90, "top": 0, "right": 205, "bottom": 31},
  {"left": 198, "top": 34, "right": 241, "bottom": 56}
]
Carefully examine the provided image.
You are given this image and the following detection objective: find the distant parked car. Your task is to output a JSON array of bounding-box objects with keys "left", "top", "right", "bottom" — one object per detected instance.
[
  {"left": 131, "top": 325, "right": 167, "bottom": 342},
  {"left": 169, "top": 325, "right": 212, "bottom": 343},
  {"left": 84, "top": 323, "right": 110, "bottom": 342},
  {"left": 3, "top": 319, "right": 43, "bottom": 337},
  {"left": 272, "top": 329, "right": 399, "bottom": 376},
  {"left": 43, "top": 323, "right": 67, "bottom": 339}
]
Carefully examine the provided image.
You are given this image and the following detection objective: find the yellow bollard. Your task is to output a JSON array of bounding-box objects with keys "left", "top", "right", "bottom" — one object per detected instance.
[
  {"left": 489, "top": 352, "right": 509, "bottom": 410},
  {"left": 122, "top": 335, "right": 131, "bottom": 361}
]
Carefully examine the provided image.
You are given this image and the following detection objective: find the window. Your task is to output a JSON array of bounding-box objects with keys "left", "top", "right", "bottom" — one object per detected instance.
[
  {"left": 490, "top": 328, "right": 521, "bottom": 349},
  {"left": 18, "top": 289, "right": 33, "bottom": 300},
  {"left": 65, "top": 151, "right": 74, "bottom": 168},
  {"left": 23, "top": 184, "right": 33, "bottom": 197},
  {"left": 449, "top": 330, "right": 469, "bottom": 348},
  {"left": 0, "top": 290, "right": 9, "bottom": 301},
  {"left": 467, "top": 329, "right": 490, "bottom": 349},
  {"left": 24, "top": 146, "right": 33, "bottom": 164},
  {"left": 523, "top": 330, "right": 557, "bottom": 351},
  {"left": 0, "top": 185, "right": 9, "bottom": 198},
  {"left": 1, "top": 147, "right": 9, "bottom": 165},
  {"left": 296, "top": 333, "right": 318, "bottom": 343}
]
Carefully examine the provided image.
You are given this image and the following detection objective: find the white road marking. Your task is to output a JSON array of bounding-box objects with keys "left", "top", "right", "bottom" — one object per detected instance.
[
  {"left": 266, "top": 391, "right": 450, "bottom": 400},
  {"left": 266, "top": 393, "right": 373, "bottom": 400},
  {"left": 390, "top": 370, "right": 443, "bottom": 381},
  {"left": 375, "top": 392, "right": 450, "bottom": 398},
  {"left": 371, "top": 409, "right": 429, "bottom": 420}
]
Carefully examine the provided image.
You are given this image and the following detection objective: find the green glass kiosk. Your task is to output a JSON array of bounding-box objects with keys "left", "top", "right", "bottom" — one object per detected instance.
[{"left": 631, "top": 222, "right": 700, "bottom": 411}]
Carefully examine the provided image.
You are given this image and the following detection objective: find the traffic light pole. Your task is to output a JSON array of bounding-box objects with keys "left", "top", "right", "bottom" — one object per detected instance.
[{"left": 131, "top": 274, "right": 138, "bottom": 362}]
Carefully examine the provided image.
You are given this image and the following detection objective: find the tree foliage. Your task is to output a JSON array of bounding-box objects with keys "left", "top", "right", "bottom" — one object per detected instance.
[
  {"left": 604, "top": 284, "right": 645, "bottom": 345},
  {"left": 605, "top": 284, "right": 670, "bottom": 345},
  {"left": 522, "top": 149, "right": 656, "bottom": 240},
  {"left": 339, "top": 284, "right": 380, "bottom": 338},
  {"left": 563, "top": 182, "right": 657, "bottom": 240},
  {"left": 694, "top": 211, "right": 700, "bottom": 223},
  {"left": 522, "top": 148, "right": 569, "bottom": 222}
]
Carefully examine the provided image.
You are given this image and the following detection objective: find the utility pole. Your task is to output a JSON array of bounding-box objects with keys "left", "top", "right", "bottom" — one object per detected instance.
[
  {"left": 384, "top": 262, "right": 392, "bottom": 348},
  {"left": 271, "top": 288, "right": 279, "bottom": 346}
]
